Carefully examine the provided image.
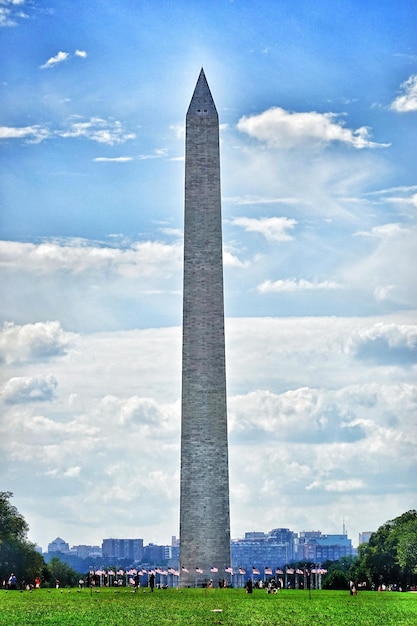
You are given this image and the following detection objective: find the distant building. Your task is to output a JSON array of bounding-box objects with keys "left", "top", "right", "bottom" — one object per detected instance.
[
  {"left": 231, "top": 528, "right": 296, "bottom": 571},
  {"left": 297, "top": 532, "right": 353, "bottom": 562},
  {"left": 358, "top": 531, "right": 373, "bottom": 545},
  {"left": 48, "top": 537, "right": 69, "bottom": 554},
  {"left": 142, "top": 543, "right": 166, "bottom": 565},
  {"left": 102, "top": 538, "right": 143, "bottom": 562},
  {"left": 70, "top": 545, "right": 102, "bottom": 559}
]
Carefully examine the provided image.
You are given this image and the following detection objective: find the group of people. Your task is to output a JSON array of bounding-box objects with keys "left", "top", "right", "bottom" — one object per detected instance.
[
  {"left": 2, "top": 574, "right": 41, "bottom": 591},
  {"left": 245, "top": 578, "right": 280, "bottom": 594}
]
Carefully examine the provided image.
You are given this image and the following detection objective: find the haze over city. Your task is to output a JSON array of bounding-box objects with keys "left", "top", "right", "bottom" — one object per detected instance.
[{"left": 1, "top": 0, "right": 416, "bottom": 552}]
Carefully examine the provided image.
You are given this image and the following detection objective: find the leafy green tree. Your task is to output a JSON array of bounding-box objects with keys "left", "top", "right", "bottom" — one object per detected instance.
[
  {"left": 358, "top": 510, "right": 417, "bottom": 588},
  {"left": 0, "top": 491, "right": 46, "bottom": 586},
  {"left": 47, "top": 557, "right": 79, "bottom": 587}
]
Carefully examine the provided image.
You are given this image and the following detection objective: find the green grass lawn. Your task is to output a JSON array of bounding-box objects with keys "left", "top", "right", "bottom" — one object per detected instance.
[{"left": 0, "top": 588, "right": 416, "bottom": 626}]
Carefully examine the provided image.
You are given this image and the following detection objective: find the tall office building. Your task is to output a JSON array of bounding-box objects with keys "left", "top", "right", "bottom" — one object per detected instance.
[{"left": 179, "top": 69, "right": 231, "bottom": 587}]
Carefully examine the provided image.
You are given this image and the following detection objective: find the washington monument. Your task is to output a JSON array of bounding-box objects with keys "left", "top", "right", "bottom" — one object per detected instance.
[{"left": 179, "top": 69, "right": 231, "bottom": 587}]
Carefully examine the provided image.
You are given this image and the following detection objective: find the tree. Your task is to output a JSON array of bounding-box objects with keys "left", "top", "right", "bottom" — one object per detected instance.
[
  {"left": 0, "top": 491, "right": 28, "bottom": 542},
  {"left": 358, "top": 510, "right": 417, "bottom": 588},
  {"left": 47, "top": 557, "right": 79, "bottom": 588},
  {"left": 0, "top": 492, "right": 46, "bottom": 585}
]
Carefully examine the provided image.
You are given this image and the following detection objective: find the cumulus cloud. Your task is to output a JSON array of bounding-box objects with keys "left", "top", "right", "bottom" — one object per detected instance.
[
  {"left": 59, "top": 117, "right": 136, "bottom": 145},
  {"left": 0, "top": 321, "right": 73, "bottom": 364},
  {"left": 258, "top": 278, "right": 341, "bottom": 293},
  {"left": 390, "top": 74, "right": 417, "bottom": 112},
  {"left": 75, "top": 49, "right": 87, "bottom": 58},
  {"left": 232, "top": 216, "right": 297, "bottom": 242},
  {"left": 1, "top": 374, "right": 58, "bottom": 404},
  {"left": 346, "top": 323, "right": 417, "bottom": 365},
  {"left": 40, "top": 51, "right": 70, "bottom": 69},
  {"left": 0, "top": 0, "right": 28, "bottom": 27},
  {"left": 0, "top": 238, "right": 182, "bottom": 277},
  {"left": 237, "top": 107, "right": 389, "bottom": 149},
  {"left": 0, "top": 118, "right": 134, "bottom": 146},
  {"left": 354, "top": 223, "right": 406, "bottom": 239},
  {"left": 0, "top": 125, "right": 50, "bottom": 143},
  {"left": 229, "top": 386, "right": 367, "bottom": 444}
]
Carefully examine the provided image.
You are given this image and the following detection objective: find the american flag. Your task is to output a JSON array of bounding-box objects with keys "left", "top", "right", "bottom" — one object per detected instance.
[
  {"left": 196, "top": 568, "right": 203, "bottom": 574},
  {"left": 296, "top": 569, "right": 304, "bottom": 575},
  {"left": 225, "top": 567, "right": 233, "bottom": 574},
  {"left": 264, "top": 567, "right": 272, "bottom": 575},
  {"left": 181, "top": 566, "right": 189, "bottom": 573},
  {"left": 286, "top": 568, "right": 294, "bottom": 574},
  {"left": 276, "top": 569, "right": 283, "bottom": 575},
  {"left": 210, "top": 567, "right": 218, "bottom": 573},
  {"left": 238, "top": 568, "right": 246, "bottom": 575},
  {"left": 252, "top": 567, "right": 260, "bottom": 575}
]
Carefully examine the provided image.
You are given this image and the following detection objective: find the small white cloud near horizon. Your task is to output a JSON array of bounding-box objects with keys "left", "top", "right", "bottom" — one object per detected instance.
[
  {"left": 93, "top": 156, "right": 133, "bottom": 162},
  {"left": 258, "top": 278, "right": 342, "bottom": 293},
  {"left": 232, "top": 216, "right": 297, "bottom": 242},
  {"left": 238, "top": 107, "right": 389, "bottom": 149},
  {"left": 40, "top": 49, "right": 87, "bottom": 69},
  {"left": 390, "top": 74, "right": 417, "bottom": 112},
  {"left": 40, "top": 51, "right": 70, "bottom": 69}
]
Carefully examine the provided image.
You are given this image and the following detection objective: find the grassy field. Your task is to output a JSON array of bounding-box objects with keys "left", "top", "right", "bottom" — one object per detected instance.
[{"left": 0, "top": 587, "right": 416, "bottom": 625}]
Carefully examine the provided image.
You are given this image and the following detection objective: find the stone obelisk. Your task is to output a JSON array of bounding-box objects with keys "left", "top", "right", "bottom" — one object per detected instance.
[{"left": 179, "top": 69, "right": 231, "bottom": 587}]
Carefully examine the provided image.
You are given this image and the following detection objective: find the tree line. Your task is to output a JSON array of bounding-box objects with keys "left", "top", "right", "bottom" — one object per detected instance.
[{"left": 322, "top": 509, "right": 417, "bottom": 591}]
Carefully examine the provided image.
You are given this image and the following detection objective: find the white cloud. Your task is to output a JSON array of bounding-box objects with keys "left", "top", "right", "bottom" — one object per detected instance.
[
  {"left": 1, "top": 374, "right": 58, "bottom": 404},
  {"left": 0, "top": 321, "right": 74, "bottom": 364},
  {"left": 355, "top": 223, "right": 406, "bottom": 238},
  {"left": 0, "top": 0, "right": 28, "bottom": 28},
  {"left": 93, "top": 156, "right": 133, "bottom": 162},
  {"left": 40, "top": 51, "right": 70, "bottom": 69},
  {"left": 225, "top": 195, "right": 298, "bottom": 206},
  {"left": 59, "top": 117, "right": 136, "bottom": 145},
  {"left": 346, "top": 322, "right": 417, "bottom": 365},
  {"left": 75, "top": 49, "right": 87, "bottom": 58},
  {"left": 306, "top": 479, "right": 364, "bottom": 492},
  {"left": 258, "top": 278, "right": 341, "bottom": 293},
  {"left": 0, "top": 125, "right": 50, "bottom": 143},
  {"left": 0, "top": 118, "right": 135, "bottom": 146},
  {"left": 232, "top": 216, "right": 297, "bottom": 242},
  {"left": 390, "top": 74, "right": 417, "bottom": 112},
  {"left": 0, "top": 238, "right": 182, "bottom": 277},
  {"left": 237, "top": 107, "right": 389, "bottom": 149}
]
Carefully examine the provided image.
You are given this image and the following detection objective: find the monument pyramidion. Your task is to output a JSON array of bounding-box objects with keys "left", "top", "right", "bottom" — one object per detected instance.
[{"left": 179, "top": 69, "right": 231, "bottom": 588}]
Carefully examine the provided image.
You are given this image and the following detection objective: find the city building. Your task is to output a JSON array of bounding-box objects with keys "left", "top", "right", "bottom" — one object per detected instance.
[
  {"left": 297, "top": 532, "right": 353, "bottom": 562},
  {"left": 70, "top": 545, "right": 102, "bottom": 559},
  {"left": 359, "top": 531, "right": 374, "bottom": 545},
  {"left": 47, "top": 537, "right": 69, "bottom": 554},
  {"left": 231, "top": 528, "right": 296, "bottom": 571},
  {"left": 101, "top": 538, "right": 143, "bottom": 562}
]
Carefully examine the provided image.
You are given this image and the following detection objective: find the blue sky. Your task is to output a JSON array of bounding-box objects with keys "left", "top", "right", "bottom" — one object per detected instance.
[{"left": 1, "top": 0, "right": 416, "bottom": 552}]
